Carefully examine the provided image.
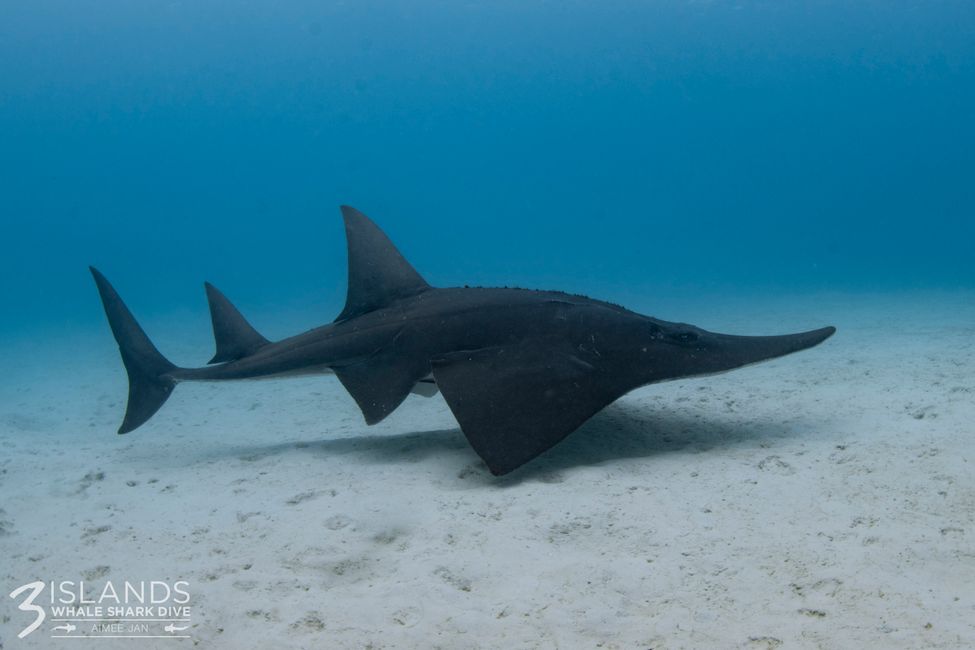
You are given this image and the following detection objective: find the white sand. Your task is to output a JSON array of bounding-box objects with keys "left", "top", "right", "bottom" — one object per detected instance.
[{"left": 1, "top": 291, "right": 973, "bottom": 649}]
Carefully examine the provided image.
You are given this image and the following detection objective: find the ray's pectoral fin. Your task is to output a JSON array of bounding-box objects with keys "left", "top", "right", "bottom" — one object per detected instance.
[{"left": 431, "top": 342, "right": 623, "bottom": 476}]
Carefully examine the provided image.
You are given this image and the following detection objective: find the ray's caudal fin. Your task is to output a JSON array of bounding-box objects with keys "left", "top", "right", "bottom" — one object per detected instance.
[{"left": 89, "top": 267, "right": 178, "bottom": 434}]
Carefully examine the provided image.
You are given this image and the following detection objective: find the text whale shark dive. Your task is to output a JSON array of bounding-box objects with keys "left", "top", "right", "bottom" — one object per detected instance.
[{"left": 91, "top": 206, "right": 835, "bottom": 475}]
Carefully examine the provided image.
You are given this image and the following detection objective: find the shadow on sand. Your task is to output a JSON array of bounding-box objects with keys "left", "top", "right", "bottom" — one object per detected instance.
[{"left": 202, "top": 400, "right": 818, "bottom": 486}]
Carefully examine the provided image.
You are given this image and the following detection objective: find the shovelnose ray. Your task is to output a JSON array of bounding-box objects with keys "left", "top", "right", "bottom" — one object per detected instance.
[{"left": 91, "top": 206, "right": 835, "bottom": 475}]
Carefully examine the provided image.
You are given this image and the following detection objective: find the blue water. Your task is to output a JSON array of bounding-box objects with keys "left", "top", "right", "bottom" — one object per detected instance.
[{"left": 2, "top": 1, "right": 973, "bottom": 336}]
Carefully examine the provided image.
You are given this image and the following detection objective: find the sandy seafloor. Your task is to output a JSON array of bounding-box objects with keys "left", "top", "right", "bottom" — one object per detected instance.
[{"left": 1, "top": 290, "right": 973, "bottom": 649}]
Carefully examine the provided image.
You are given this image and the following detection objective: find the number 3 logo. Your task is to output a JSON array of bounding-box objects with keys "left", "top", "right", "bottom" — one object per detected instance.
[{"left": 9, "top": 581, "right": 46, "bottom": 638}]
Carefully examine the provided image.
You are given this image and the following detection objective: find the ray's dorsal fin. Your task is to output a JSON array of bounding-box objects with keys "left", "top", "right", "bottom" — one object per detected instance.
[
  {"left": 335, "top": 206, "right": 430, "bottom": 322},
  {"left": 204, "top": 282, "right": 271, "bottom": 364}
]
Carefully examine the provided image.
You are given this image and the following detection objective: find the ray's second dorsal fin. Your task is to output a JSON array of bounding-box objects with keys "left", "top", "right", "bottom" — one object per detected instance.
[
  {"left": 335, "top": 206, "right": 430, "bottom": 322},
  {"left": 204, "top": 283, "right": 271, "bottom": 364}
]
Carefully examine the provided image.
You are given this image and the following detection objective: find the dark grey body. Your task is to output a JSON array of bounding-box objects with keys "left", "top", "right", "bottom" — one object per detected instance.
[
  {"left": 91, "top": 206, "right": 835, "bottom": 475},
  {"left": 177, "top": 288, "right": 589, "bottom": 382},
  {"left": 175, "top": 285, "right": 827, "bottom": 396},
  {"left": 176, "top": 288, "right": 678, "bottom": 382}
]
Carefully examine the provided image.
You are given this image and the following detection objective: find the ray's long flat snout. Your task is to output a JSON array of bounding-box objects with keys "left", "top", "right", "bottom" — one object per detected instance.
[{"left": 708, "top": 326, "right": 837, "bottom": 368}]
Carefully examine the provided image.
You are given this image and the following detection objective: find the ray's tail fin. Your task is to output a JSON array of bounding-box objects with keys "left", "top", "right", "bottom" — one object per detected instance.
[{"left": 89, "top": 267, "right": 177, "bottom": 433}]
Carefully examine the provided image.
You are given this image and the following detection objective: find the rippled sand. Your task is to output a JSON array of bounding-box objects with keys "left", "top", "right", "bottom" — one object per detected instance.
[{"left": 2, "top": 291, "right": 973, "bottom": 649}]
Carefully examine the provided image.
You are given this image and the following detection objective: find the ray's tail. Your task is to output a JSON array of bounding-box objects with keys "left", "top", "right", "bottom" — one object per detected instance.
[{"left": 90, "top": 267, "right": 177, "bottom": 433}]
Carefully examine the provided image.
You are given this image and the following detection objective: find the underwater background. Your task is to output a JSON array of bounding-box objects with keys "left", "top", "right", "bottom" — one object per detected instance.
[
  {"left": 3, "top": 3, "right": 975, "bottom": 648},
  {"left": 2, "top": 0, "right": 973, "bottom": 337}
]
